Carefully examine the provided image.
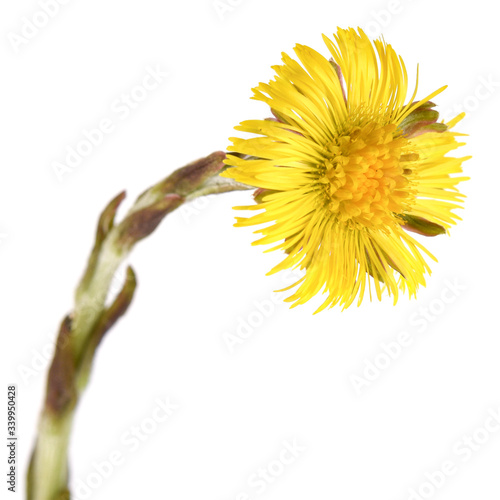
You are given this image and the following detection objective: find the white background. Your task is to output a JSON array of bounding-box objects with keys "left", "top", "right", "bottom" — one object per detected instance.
[{"left": 1, "top": 0, "right": 499, "bottom": 499}]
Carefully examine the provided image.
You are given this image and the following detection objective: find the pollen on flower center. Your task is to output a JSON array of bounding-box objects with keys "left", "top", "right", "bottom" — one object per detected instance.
[
  {"left": 223, "top": 27, "right": 470, "bottom": 311},
  {"left": 320, "top": 121, "right": 415, "bottom": 228}
]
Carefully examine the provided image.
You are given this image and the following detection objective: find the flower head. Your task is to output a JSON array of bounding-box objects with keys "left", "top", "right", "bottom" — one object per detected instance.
[{"left": 222, "top": 28, "right": 470, "bottom": 312}]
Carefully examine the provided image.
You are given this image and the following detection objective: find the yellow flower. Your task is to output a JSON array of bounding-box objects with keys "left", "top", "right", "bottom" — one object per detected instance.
[{"left": 222, "top": 28, "right": 470, "bottom": 312}]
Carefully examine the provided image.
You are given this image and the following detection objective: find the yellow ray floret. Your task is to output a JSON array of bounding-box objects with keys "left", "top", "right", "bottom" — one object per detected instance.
[{"left": 222, "top": 27, "right": 470, "bottom": 312}]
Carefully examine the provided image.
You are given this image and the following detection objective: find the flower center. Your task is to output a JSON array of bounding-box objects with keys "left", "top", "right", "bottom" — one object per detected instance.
[{"left": 320, "top": 122, "right": 415, "bottom": 228}]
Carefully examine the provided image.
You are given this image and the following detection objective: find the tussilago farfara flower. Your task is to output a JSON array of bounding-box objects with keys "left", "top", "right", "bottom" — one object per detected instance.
[{"left": 222, "top": 28, "right": 470, "bottom": 312}]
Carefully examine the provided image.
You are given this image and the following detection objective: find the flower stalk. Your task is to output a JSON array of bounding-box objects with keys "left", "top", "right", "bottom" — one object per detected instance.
[{"left": 27, "top": 152, "right": 251, "bottom": 500}]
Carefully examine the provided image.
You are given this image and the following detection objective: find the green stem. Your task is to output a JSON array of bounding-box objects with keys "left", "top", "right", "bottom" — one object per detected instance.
[
  {"left": 28, "top": 243, "right": 124, "bottom": 500},
  {"left": 28, "top": 411, "right": 74, "bottom": 500},
  {"left": 72, "top": 236, "right": 124, "bottom": 363},
  {"left": 26, "top": 152, "right": 251, "bottom": 500}
]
